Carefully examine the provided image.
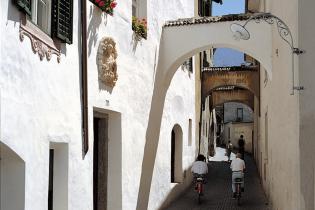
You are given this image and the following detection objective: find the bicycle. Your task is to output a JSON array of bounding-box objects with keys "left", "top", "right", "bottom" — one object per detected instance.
[
  {"left": 234, "top": 177, "right": 243, "bottom": 206},
  {"left": 194, "top": 174, "right": 205, "bottom": 204}
]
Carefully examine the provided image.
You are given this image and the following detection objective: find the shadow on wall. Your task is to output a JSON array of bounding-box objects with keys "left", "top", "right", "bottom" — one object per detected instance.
[
  {"left": 6, "top": 1, "right": 20, "bottom": 25},
  {"left": 88, "top": 4, "right": 107, "bottom": 56},
  {"left": 158, "top": 167, "right": 194, "bottom": 210}
]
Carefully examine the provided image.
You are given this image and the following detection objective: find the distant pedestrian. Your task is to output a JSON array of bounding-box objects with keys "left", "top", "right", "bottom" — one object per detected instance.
[
  {"left": 226, "top": 141, "right": 233, "bottom": 162},
  {"left": 238, "top": 135, "right": 245, "bottom": 159}
]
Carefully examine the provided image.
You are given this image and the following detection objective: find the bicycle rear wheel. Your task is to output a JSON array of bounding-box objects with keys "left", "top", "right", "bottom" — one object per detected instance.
[{"left": 197, "top": 182, "right": 202, "bottom": 204}]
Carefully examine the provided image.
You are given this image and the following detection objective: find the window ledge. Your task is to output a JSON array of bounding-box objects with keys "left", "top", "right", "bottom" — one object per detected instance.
[{"left": 19, "top": 14, "right": 61, "bottom": 63}]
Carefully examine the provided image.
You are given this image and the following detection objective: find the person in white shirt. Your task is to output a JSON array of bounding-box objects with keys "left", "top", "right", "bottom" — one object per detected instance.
[
  {"left": 191, "top": 154, "right": 208, "bottom": 175},
  {"left": 230, "top": 153, "right": 245, "bottom": 198}
]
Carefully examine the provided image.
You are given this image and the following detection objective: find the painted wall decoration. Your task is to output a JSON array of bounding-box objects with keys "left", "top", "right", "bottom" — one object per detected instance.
[{"left": 97, "top": 37, "right": 118, "bottom": 87}]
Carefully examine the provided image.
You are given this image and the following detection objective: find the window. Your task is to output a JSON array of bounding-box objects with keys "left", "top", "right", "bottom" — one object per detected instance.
[
  {"left": 188, "top": 119, "right": 192, "bottom": 146},
  {"left": 31, "top": 0, "right": 52, "bottom": 34},
  {"left": 14, "top": 0, "right": 73, "bottom": 44},
  {"left": 132, "top": 0, "right": 147, "bottom": 39},
  {"left": 206, "top": 122, "right": 208, "bottom": 137},
  {"left": 171, "top": 125, "right": 183, "bottom": 183},
  {"left": 236, "top": 108, "right": 243, "bottom": 121},
  {"left": 203, "top": 51, "right": 210, "bottom": 68},
  {"left": 182, "top": 57, "right": 193, "bottom": 73},
  {"left": 198, "top": 0, "right": 212, "bottom": 17},
  {"left": 132, "top": 0, "right": 137, "bottom": 16}
]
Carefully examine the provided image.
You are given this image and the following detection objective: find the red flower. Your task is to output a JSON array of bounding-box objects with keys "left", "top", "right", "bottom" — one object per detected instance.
[
  {"left": 95, "top": 0, "right": 101, "bottom": 3},
  {"left": 110, "top": 1, "right": 117, "bottom": 8},
  {"left": 98, "top": 1, "right": 105, "bottom": 7}
]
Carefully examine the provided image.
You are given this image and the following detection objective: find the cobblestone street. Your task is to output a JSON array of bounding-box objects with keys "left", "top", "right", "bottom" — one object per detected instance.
[{"left": 164, "top": 153, "right": 271, "bottom": 210}]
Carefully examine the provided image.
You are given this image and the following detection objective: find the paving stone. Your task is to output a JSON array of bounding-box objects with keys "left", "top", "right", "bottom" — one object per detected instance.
[{"left": 163, "top": 155, "right": 271, "bottom": 210}]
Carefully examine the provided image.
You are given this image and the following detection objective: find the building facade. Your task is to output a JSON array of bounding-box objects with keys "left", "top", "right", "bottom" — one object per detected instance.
[{"left": 0, "top": 1, "right": 199, "bottom": 210}]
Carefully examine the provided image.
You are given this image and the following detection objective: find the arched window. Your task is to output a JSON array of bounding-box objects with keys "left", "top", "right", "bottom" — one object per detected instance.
[{"left": 171, "top": 124, "right": 183, "bottom": 183}]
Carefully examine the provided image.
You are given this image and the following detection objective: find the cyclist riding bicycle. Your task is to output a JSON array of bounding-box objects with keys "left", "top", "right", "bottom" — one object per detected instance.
[
  {"left": 191, "top": 154, "right": 208, "bottom": 176},
  {"left": 230, "top": 153, "right": 245, "bottom": 198},
  {"left": 191, "top": 154, "right": 208, "bottom": 194}
]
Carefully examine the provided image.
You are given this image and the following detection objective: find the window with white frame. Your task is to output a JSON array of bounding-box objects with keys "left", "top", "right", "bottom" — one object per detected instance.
[{"left": 31, "top": 0, "right": 52, "bottom": 34}]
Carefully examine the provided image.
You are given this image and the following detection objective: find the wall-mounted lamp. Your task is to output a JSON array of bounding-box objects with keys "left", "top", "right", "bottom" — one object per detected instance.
[{"left": 230, "top": 13, "right": 305, "bottom": 95}]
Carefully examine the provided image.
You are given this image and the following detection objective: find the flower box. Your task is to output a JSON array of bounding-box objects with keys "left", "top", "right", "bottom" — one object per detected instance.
[
  {"left": 90, "top": 0, "right": 117, "bottom": 15},
  {"left": 132, "top": 16, "right": 147, "bottom": 40}
]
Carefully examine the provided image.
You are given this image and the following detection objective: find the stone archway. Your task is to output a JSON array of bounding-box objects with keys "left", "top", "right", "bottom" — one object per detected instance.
[
  {"left": 211, "top": 89, "right": 255, "bottom": 110},
  {"left": 136, "top": 14, "right": 272, "bottom": 210},
  {"left": 202, "top": 66, "right": 260, "bottom": 100}
]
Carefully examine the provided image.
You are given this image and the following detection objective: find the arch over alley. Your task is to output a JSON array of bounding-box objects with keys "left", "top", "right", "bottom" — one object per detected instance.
[
  {"left": 137, "top": 14, "right": 273, "bottom": 210},
  {"left": 202, "top": 66, "right": 260, "bottom": 100},
  {"left": 211, "top": 89, "right": 254, "bottom": 110}
]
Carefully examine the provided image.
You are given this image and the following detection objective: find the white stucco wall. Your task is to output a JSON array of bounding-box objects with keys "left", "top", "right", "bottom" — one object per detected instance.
[
  {"left": 223, "top": 122, "right": 253, "bottom": 152},
  {"left": 1, "top": 1, "right": 82, "bottom": 210},
  {"left": 149, "top": 67, "right": 196, "bottom": 210},
  {"left": 0, "top": 1, "right": 196, "bottom": 210},
  {"left": 298, "top": 0, "right": 315, "bottom": 209},
  {"left": 256, "top": 1, "right": 301, "bottom": 209}
]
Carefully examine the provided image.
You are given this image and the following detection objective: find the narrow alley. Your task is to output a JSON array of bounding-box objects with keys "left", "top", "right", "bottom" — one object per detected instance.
[{"left": 164, "top": 150, "right": 270, "bottom": 210}]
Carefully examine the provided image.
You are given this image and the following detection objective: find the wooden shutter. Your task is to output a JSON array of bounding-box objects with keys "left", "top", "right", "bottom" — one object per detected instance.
[
  {"left": 198, "top": 0, "right": 203, "bottom": 16},
  {"left": 14, "top": 0, "right": 32, "bottom": 16},
  {"left": 188, "top": 57, "right": 193, "bottom": 73},
  {"left": 52, "top": 0, "right": 73, "bottom": 44},
  {"left": 198, "top": 0, "right": 212, "bottom": 17}
]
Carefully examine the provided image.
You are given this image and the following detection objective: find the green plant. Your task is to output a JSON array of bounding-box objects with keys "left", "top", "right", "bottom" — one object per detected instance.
[
  {"left": 90, "top": 0, "right": 117, "bottom": 15},
  {"left": 132, "top": 16, "right": 147, "bottom": 39}
]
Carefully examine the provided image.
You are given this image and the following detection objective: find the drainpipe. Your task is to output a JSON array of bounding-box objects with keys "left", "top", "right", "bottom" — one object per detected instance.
[
  {"left": 198, "top": 52, "right": 203, "bottom": 155},
  {"left": 81, "top": 0, "right": 88, "bottom": 158}
]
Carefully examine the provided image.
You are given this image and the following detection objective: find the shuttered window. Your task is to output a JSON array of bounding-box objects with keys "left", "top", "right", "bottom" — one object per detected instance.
[
  {"left": 52, "top": 0, "right": 73, "bottom": 44},
  {"left": 198, "top": 0, "right": 212, "bottom": 17},
  {"left": 188, "top": 57, "right": 193, "bottom": 73},
  {"left": 14, "top": 0, "right": 32, "bottom": 16}
]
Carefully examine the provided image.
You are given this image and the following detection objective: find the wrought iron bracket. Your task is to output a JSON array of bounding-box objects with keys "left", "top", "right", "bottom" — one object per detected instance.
[
  {"left": 293, "top": 48, "right": 305, "bottom": 55},
  {"left": 232, "top": 12, "right": 306, "bottom": 95},
  {"left": 293, "top": 86, "right": 304, "bottom": 91}
]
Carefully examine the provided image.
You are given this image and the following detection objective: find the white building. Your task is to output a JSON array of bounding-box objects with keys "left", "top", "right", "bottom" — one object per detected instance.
[
  {"left": 0, "top": 0, "right": 198, "bottom": 210},
  {"left": 1, "top": 0, "right": 315, "bottom": 210}
]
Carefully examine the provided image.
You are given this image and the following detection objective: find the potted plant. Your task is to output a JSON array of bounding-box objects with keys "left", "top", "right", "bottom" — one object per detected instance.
[
  {"left": 132, "top": 16, "right": 147, "bottom": 40},
  {"left": 90, "top": 0, "right": 117, "bottom": 15}
]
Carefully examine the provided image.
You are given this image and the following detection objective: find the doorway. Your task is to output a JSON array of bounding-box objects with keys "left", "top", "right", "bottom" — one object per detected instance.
[
  {"left": 93, "top": 116, "right": 109, "bottom": 210},
  {"left": 48, "top": 142, "right": 69, "bottom": 210},
  {"left": 171, "top": 129, "right": 175, "bottom": 182}
]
